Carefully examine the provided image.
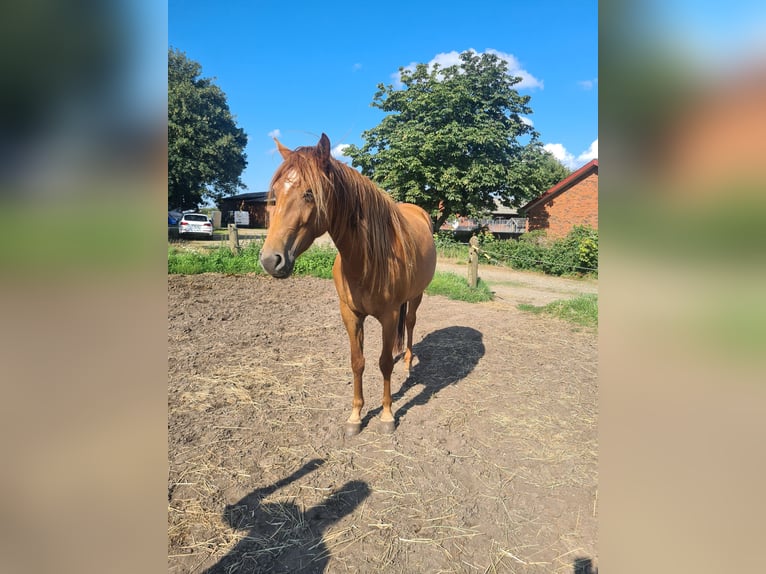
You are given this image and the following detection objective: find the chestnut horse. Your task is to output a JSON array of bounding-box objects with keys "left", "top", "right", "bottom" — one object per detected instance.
[{"left": 260, "top": 134, "right": 436, "bottom": 436}]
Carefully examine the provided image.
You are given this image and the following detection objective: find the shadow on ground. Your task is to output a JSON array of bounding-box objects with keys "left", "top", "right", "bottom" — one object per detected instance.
[
  {"left": 363, "top": 325, "right": 485, "bottom": 430},
  {"left": 573, "top": 556, "right": 598, "bottom": 573},
  {"left": 203, "top": 459, "right": 370, "bottom": 574}
]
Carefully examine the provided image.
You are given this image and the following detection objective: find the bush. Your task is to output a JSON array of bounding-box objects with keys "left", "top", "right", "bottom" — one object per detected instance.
[
  {"left": 471, "top": 226, "right": 598, "bottom": 276},
  {"left": 539, "top": 226, "right": 599, "bottom": 276},
  {"left": 541, "top": 236, "right": 579, "bottom": 275},
  {"left": 508, "top": 239, "right": 544, "bottom": 271},
  {"left": 573, "top": 227, "right": 598, "bottom": 272}
]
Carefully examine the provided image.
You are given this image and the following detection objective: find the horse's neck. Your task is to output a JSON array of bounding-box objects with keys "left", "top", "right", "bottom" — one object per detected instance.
[{"left": 327, "top": 214, "right": 367, "bottom": 271}]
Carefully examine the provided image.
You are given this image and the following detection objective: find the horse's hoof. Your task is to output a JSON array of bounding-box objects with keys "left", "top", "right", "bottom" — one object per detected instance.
[
  {"left": 344, "top": 422, "right": 362, "bottom": 437},
  {"left": 379, "top": 420, "right": 396, "bottom": 434}
]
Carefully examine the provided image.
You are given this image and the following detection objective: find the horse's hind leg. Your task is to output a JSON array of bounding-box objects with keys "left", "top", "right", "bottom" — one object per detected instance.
[
  {"left": 403, "top": 294, "right": 423, "bottom": 371},
  {"left": 339, "top": 302, "right": 365, "bottom": 437}
]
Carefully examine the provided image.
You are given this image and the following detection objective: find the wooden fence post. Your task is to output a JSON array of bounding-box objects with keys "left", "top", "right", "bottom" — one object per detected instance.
[
  {"left": 468, "top": 235, "right": 479, "bottom": 288},
  {"left": 228, "top": 223, "right": 240, "bottom": 253}
]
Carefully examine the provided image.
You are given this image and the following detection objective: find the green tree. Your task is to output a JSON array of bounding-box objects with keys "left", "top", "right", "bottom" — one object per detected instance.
[
  {"left": 344, "top": 50, "right": 543, "bottom": 229},
  {"left": 168, "top": 48, "right": 247, "bottom": 210},
  {"left": 516, "top": 144, "right": 572, "bottom": 199}
]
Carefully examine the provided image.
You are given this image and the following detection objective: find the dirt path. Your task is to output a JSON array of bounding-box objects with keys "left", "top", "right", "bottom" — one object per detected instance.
[
  {"left": 168, "top": 273, "right": 598, "bottom": 573},
  {"left": 436, "top": 260, "right": 598, "bottom": 308}
]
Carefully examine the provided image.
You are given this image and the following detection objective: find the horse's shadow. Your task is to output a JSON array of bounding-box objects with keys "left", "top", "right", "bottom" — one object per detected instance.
[
  {"left": 362, "top": 326, "right": 485, "bottom": 430},
  {"left": 573, "top": 557, "right": 598, "bottom": 574},
  {"left": 203, "top": 459, "right": 370, "bottom": 574}
]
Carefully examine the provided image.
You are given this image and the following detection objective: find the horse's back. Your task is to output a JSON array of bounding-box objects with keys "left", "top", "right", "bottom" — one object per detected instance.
[{"left": 397, "top": 202, "right": 433, "bottom": 233}]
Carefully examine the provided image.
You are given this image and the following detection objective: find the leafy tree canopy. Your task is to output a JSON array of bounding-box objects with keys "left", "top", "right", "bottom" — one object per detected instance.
[
  {"left": 344, "top": 50, "right": 559, "bottom": 229},
  {"left": 168, "top": 48, "right": 247, "bottom": 210},
  {"left": 516, "top": 145, "right": 572, "bottom": 203}
]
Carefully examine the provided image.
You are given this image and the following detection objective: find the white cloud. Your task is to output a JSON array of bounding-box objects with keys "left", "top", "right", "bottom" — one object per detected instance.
[
  {"left": 485, "top": 48, "right": 543, "bottom": 89},
  {"left": 577, "top": 139, "right": 598, "bottom": 163},
  {"left": 520, "top": 116, "right": 534, "bottom": 127},
  {"left": 332, "top": 144, "right": 350, "bottom": 159},
  {"left": 267, "top": 129, "right": 281, "bottom": 139},
  {"left": 578, "top": 77, "right": 598, "bottom": 90},
  {"left": 423, "top": 50, "right": 463, "bottom": 69},
  {"left": 393, "top": 49, "right": 543, "bottom": 89},
  {"left": 544, "top": 143, "right": 576, "bottom": 170},
  {"left": 544, "top": 139, "right": 598, "bottom": 170}
]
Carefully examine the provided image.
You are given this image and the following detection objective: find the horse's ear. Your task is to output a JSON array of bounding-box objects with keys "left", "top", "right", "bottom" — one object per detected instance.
[
  {"left": 317, "top": 133, "right": 331, "bottom": 164},
  {"left": 275, "top": 138, "right": 292, "bottom": 159}
]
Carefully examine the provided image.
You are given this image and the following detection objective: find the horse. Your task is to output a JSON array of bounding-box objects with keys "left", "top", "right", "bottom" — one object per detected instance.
[{"left": 260, "top": 133, "right": 437, "bottom": 436}]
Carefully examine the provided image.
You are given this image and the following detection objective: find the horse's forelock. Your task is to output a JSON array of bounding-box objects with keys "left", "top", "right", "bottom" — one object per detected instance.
[{"left": 271, "top": 149, "right": 331, "bottom": 220}]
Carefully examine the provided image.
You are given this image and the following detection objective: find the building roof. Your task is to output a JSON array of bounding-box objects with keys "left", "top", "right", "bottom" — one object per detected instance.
[
  {"left": 492, "top": 197, "right": 519, "bottom": 216},
  {"left": 520, "top": 159, "right": 598, "bottom": 213},
  {"left": 218, "top": 191, "right": 270, "bottom": 204}
]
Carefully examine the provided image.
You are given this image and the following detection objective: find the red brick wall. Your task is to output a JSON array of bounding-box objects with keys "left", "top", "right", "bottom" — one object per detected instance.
[{"left": 526, "top": 172, "right": 598, "bottom": 238}]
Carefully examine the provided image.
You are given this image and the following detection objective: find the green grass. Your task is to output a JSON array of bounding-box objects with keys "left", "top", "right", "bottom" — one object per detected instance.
[
  {"left": 425, "top": 271, "right": 494, "bottom": 303},
  {"left": 291, "top": 245, "right": 337, "bottom": 279},
  {"left": 518, "top": 294, "right": 598, "bottom": 328},
  {"left": 435, "top": 243, "right": 470, "bottom": 260},
  {"left": 167, "top": 241, "right": 340, "bottom": 278},
  {"left": 167, "top": 243, "right": 264, "bottom": 274}
]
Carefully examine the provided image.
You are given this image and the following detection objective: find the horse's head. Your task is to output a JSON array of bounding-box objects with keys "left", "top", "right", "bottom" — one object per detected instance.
[{"left": 260, "top": 134, "right": 333, "bottom": 278}]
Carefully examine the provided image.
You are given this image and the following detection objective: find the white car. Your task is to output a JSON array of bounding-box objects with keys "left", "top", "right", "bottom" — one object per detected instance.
[{"left": 178, "top": 213, "right": 213, "bottom": 237}]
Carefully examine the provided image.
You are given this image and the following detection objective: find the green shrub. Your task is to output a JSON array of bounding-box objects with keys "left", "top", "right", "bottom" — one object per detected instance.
[
  {"left": 540, "top": 236, "right": 579, "bottom": 276},
  {"left": 507, "top": 239, "right": 543, "bottom": 271},
  {"left": 572, "top": 226, "right": 598, "bottom": 273},
  {"left": 471, "top": 226, "right": 598, "bottom": 276},
  {"left": 476, "top": 230, "right": 517, "bottom": 263}
]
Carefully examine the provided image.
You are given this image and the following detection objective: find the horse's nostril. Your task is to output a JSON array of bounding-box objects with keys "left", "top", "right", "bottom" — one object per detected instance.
[{"left": 260, "top": 249, "right": 291, "bottom": 277}]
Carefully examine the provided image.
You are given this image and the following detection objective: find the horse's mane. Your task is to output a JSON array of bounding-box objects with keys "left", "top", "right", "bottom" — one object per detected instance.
[{"left": 271, "top": 145, "right": 419, "bottom": 292}]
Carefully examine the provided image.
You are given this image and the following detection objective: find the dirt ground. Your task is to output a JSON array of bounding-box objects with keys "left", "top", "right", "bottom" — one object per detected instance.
[{"left": 168, "top": 266, "right": 598, "bottom": 573}]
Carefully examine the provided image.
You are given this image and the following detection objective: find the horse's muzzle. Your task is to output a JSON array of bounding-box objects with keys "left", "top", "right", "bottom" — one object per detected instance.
[{"left": 260, "top": 249, "right": 294, "bottom": 278}]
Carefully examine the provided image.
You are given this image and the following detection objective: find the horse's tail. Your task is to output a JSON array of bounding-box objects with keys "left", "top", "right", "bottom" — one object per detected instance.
[{"left": 395, "top": 302, "right": 407, "bottom": 355}]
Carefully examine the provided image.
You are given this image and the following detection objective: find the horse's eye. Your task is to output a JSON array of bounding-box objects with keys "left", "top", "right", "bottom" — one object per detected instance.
[{"left": 303, "top": 189, "right": 314, "bottom": 203}]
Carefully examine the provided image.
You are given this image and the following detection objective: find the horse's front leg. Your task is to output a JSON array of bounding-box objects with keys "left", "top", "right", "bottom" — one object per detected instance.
[
  {"left": 378, "top": 310, "right": 400, "bottom": 434},
  {"left": 339, "top": 302, "right": 365, "bottom": 437}
]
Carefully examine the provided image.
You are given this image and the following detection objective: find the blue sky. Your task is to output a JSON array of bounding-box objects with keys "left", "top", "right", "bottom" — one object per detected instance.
[{"left": 169, "top": 0, "right": 598, "bottom": 194}]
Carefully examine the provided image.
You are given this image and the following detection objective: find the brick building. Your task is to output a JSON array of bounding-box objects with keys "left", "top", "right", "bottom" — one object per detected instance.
[{"left": 520, "top": 159, "right": 598, "bottom": 238}]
